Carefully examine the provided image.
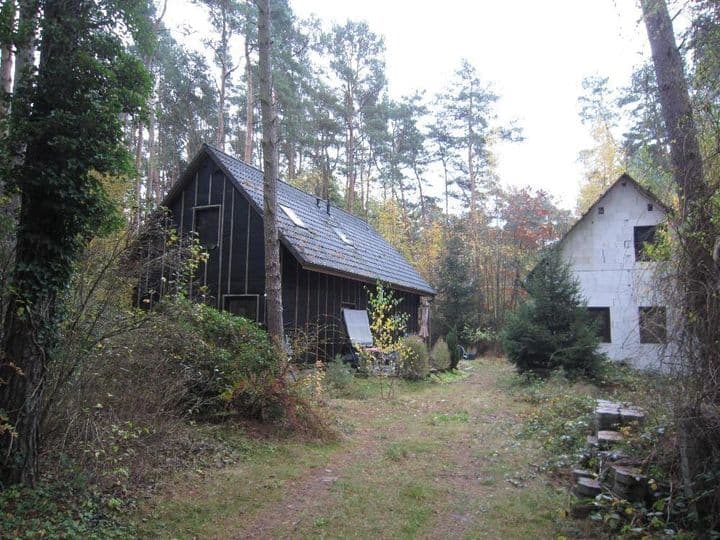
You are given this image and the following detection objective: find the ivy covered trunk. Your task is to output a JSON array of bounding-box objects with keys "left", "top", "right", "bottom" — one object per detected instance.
[
  {"left": 0, "top": 0, "right": 149, "bottom": 486},
  {"left": 642, "top": 0, "right": 719, "bottom": 529},
  {"left": 0, "top": 295, "right": 53, "bottom": 485}
]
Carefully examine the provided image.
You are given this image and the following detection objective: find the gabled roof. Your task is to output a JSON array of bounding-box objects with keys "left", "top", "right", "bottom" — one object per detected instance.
[
  {"left": 558, "top": 173, "right": 670, "bottom": 248},
  {"left": 165, "top": 144, "right": 435, "bottom": 296}
]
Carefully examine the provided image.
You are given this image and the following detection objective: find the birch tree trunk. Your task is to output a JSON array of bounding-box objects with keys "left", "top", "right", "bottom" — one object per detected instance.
[{"left": 256, "top": 0, "right": 284, "bottom": 346}]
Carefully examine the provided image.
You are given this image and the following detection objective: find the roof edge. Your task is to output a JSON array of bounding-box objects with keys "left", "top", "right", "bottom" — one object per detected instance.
[
  {"left": 300, "top": 262, "right": 436, "bottom": 297},
  {"left": 161, "top": 144, "right": 310, "bottom": 267},
  {"left": 557, "top": 173, "right": 670, "bottom": 249}
]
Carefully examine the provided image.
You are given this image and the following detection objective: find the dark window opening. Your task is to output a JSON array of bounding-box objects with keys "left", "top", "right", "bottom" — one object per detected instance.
[
  {"left": 225, "top": 295, "right": 259, "bottom": 321},
  {"left": 647, "top": 203, "right": 654, "bottom": 211},
  {"left": 598, "top": 206, "right": 605, "bottom": 215},
  {"left": 639, "top": 306, "right": 667, "bottom": 344},
  {"left": 587, "top": 307, "right": 611, "bottom": 343},
  {"left": 634, "top": 225, "right": 657, "bottom": 261},
  {"left": 194, "top": 206, "right": 220, "bottom": 251}
]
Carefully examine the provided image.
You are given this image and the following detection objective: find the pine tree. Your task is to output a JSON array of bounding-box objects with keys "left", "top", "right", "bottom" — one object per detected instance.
[
  {"left": 434, "top": 226, "right": 476, "bottom": 336},
  {"left": 502, "top": 249, "right": 604, "bottom": 377}
]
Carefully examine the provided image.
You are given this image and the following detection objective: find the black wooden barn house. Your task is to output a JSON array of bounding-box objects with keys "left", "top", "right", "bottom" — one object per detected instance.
[{"left": 161, "top": 144, "right": 435, "bottom": 358}]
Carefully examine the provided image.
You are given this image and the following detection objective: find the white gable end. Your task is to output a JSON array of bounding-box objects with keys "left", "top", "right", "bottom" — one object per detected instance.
[{"left": 559, "top": 177, "right": 672, "bottom": 369}]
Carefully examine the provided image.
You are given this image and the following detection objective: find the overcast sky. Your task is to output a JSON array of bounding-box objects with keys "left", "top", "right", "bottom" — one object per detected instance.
[{"left": 167, "top": 1, "right": 651, "bottom": 212}]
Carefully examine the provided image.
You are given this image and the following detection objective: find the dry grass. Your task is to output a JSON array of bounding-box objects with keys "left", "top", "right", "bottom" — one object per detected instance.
[{"left": 135, "top": 358, "right": 575, "bottom": 539}]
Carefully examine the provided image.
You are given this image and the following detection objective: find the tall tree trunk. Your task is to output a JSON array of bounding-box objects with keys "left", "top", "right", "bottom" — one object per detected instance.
[
  {"left": 216, "top": 2, "right": 228, "bottom": 150},
  {"left": 134, "top": 121, "right": 143, "bottom": 230},
  {"left": 641, "top": 0, "right": 705, "bottom": 216},
  {"left": 244, "top": 38, "right": 254, "bottom": 163},
  {"left": 288, "top": 143, "right": 296, "bottom": 179},
  {"left": 0, "top": 0, "right": 14, "bottom": 122},
  {"left": 12, "top": 0, "right": 38, "bottom": 97},
  {"left": 641, "top": 0, "right": 715, "bottom": 528},
  {"left": 413, "top": 166, "right": 426, "bottom": 224},
  {"left": 147, "top": 104, "right": 159, "bottom": 205},
  {"left": 1, "top": 0, "right": 69, "bottom": 487},
  {"left": 441, "top": 154, "right": 450, "bottom": 221},
  {"left": 345, "top": 120, "right": 356, "bottom": 212},
  {"left": 321, "top": 142, "right": 330, "bottom": 200},
  {"left": 256, "top": 0, "right": 284, "bottom": 346}
]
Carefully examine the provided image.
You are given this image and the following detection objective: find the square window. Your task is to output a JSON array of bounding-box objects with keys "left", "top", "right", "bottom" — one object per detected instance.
[
  {"left": 598, "top": 206, "right": 605, "bottom": 215},
  {"left": 280, "top": 204, "right": 307, "bottom": 228},
  {"left": 194, "top": 206, "right": 220, "bottom": 251},
  {"left": 634, "top": 225, "right": 657, "bottom": 261},
  {"left": 587, "top": 307, "right": 611, "bottom": 343},
  {"left": 225, "top": 295, "right": 259, "bottom": 321},
  {"left": 639, "top": 306, "right": 667, "bottom": 344}
]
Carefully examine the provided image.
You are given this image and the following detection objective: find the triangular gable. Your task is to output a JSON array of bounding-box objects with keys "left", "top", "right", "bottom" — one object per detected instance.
[
  {"left": 557, "top": 173, "right": 670, "bottom": 250},
  {"left": 163, "top": 144, "right": 435, "bottom": 296}
]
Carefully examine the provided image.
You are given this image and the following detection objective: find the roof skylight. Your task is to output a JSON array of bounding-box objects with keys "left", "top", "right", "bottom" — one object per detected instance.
[
  {"left": 280, "top": 205, "right": 306, "bottom": 228},
  {"left": 333, "top": 227, "right": 353, "bottom": 245}
]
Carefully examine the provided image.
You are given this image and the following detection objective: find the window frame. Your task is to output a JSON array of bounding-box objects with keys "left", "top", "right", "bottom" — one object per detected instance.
[
  {"left": 192, "top": 204, "right": 222, "bottom": 251},
  {"left": 223, "top": 294, "right": 260, "bottom": 322},
  {"left": 333, "top": 227, "right": 353, "bottom": 245},
  {"left": 638, "top": 306, "right": 667, "bottom": 344},
  {"left": 587, "top": 307, "right": 612, "bottom": 343},
  {"left": 280, "top": 204, "right": 307, "bottom": 229},
  {"left": 633, "top": 225, "right": 657, "bottom": 262}
]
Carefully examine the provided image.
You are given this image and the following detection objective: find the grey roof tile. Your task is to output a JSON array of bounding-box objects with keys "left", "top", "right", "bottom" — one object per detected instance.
[{"left": 204, "top": 145, "right": 435, "bottom": 295}]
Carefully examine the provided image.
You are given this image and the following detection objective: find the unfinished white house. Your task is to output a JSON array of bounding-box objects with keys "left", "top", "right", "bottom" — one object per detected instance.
[{"left": 557, "top": 174, "right": 670, "bottom": 369}]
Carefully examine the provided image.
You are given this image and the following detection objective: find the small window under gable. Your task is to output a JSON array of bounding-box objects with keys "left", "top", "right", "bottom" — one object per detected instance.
[
  {"left": 598, "top": 206, "right": 605, "bottom": 215},
  {"left": 280, "top": 205, "right": 306, "bottom": 228},
  {"left": 333, "top": 227, "right": 353, "bottom": 245}
]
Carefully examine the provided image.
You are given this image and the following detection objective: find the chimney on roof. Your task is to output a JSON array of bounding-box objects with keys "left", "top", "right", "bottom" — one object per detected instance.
[{"left": 326, "top": 200, "right": 331, "bottom": 215}]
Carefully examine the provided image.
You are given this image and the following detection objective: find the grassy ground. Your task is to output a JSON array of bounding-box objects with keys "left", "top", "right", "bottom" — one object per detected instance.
[{"left": 135, "top": 358, "right": 584, "bottom": 539}]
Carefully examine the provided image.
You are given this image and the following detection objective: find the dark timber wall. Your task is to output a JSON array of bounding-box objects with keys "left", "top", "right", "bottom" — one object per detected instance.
[{"left": 166, "top": 155, "right": 422, "bottom": 359}]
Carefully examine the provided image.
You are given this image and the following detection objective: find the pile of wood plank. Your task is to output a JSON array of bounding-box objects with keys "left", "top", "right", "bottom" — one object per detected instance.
[{"left": 572, "top": 399, "right": 648, "bottom": 502}]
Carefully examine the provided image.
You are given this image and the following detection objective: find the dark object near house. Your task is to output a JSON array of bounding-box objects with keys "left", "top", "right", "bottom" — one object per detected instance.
[{"left": 152, "top": 144, "right": 434, "bottom": 359}]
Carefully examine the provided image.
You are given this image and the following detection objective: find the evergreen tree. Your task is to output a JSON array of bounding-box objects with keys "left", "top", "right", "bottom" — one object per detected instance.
[
  {"left": 502, "top": 249, "right": 604, "bottom": 377},
  {"left": 434, "top": 225, "right": 476, "bottom": 336}
]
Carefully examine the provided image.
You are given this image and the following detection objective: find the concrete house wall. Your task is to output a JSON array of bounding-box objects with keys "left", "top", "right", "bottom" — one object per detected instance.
[{"left": 559, "top": 177, "right": 670, "bottom": 369}]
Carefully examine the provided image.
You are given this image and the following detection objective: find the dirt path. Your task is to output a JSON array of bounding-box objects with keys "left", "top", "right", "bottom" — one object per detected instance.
[{"left": 138, "top": 359, "right": 571, "bottom": 539}]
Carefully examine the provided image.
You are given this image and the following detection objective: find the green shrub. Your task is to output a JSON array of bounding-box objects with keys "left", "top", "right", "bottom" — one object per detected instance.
[
  {"left": 429, "top": 338, "right": 451, "bottom": 371},
  {"left": 325, "top": 359, "right": 357, "bottom": 396},
  {"left": 502, "top": 248, "right": 604, "bottom": 378},
  {"left": 400, "top": 335, "right": 430, "bottom": 380},
  {"left": 223, "top": 360, "right": 335, "bottom": 439},
  {"left": 446, "top": 328, "right": 460, "bottom": 370},
  {"left": 151, "top": 297, "right": 279, "bottom": 414},
  {"left": 461, "top": 325, "right": 498, "bottom": 355}
]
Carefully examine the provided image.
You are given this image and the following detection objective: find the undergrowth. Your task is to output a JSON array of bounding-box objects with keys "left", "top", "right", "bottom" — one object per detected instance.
[
  {"left": 510, "top": 362, "right": 700, "bottom": 537},
  {"left": 513, "top": 371, "right": 596, "bottom": 472},
  {"left": 0, "top": 478, "right": 134, "bottom": 539}
]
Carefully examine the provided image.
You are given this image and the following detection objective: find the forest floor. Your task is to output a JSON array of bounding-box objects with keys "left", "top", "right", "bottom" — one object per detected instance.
[{"left": 135, "top": 358, "right": 578, "bottom": 539}]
